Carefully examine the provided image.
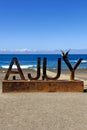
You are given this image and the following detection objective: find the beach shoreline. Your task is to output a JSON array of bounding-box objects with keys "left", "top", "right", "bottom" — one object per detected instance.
[
  {"left": 0, "top": 67, "right": 87, "bottom": 79},
  {"left": 0, "top": 67, "right": 87, "bottom": 88},
  {"left": 0, "top": 67, "right": 87, "bottom": 80}
]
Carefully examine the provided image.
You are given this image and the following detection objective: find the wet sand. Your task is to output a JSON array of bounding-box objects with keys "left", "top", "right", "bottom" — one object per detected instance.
[{"left": 0, "top": 68, "right": 87, "bottom": 130}]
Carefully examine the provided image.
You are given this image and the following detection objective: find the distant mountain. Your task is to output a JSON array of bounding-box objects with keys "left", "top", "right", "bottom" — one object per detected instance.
[{"left": 0, "top": 49, "right": 87, "bottom": 54}]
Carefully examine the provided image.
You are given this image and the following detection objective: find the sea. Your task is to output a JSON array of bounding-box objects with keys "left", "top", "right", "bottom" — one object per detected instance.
[{"left": 0, "top": 54, "right": 87, "bottom": 69}]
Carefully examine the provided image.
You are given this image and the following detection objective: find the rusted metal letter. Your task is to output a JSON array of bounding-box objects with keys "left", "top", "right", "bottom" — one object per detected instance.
[
  {"left": 28, "top": 57, "right": 41, "bottom": 80},
  {"left": 61, "top": 50, "right": 83, "bottom": 80},
  {"left": 42, "top": 57, "right": 46, "bottom": 80},
  {"left": 42, "top": 57, "right": 61, "bottom": 80},
  {"left": 4, "top": 57, "right": 25, "bottom": 80}
]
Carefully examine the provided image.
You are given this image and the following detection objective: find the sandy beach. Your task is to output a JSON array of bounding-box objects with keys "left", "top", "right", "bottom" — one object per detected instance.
[{"left": 0, "top": 68, "right": 87, "bottom": 130}]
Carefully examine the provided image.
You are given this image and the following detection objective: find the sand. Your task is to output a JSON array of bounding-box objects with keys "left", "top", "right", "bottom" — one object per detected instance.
[{"left": 0, "top": 68, "right": 87, "bottom": 130}]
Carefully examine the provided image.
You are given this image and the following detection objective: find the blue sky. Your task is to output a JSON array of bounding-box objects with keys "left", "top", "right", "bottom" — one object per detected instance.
[{"left": 0, "top": 0, "right": 87, "bottom": 51}]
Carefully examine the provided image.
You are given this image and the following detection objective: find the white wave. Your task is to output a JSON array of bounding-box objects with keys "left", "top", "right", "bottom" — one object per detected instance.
[
  {"left": 69, "top": 60, "right": 87, "bottom": 63},
  {"left": 81, "top": 60, "right": 87, "bottom": 63},
  {"left": 1, "top": 65, "right": 36, "bottom": 69}
]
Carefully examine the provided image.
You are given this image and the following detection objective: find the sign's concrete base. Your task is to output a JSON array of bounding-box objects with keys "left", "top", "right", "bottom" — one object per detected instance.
[{"left": 2, "top": 80, "right": 84, "bottom": 92}]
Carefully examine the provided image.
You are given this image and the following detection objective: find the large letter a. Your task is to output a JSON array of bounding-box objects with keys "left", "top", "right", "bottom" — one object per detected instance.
[{"left": 4, "top": 57, "right": 25, "bottom": 80}]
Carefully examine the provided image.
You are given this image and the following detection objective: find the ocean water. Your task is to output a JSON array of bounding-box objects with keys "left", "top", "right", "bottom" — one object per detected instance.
[{"left": 0, "top": 54, "right": 87, "bottom": 69}]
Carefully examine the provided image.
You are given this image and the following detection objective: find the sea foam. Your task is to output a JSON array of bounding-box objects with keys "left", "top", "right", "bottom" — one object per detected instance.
[{"left": 1, "top": 65, "right": 36, "bottom": 69}]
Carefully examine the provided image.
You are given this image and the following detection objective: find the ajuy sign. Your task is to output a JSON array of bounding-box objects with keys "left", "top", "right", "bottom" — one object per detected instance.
[{"left": 4, "top": 50, "right": 83, "bottom": 81}]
